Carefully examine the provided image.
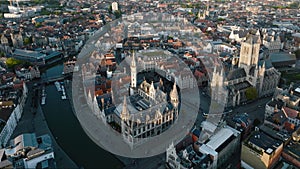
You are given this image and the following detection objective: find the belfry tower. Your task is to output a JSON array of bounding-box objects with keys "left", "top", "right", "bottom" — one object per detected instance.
[{"left": 130, "top": 51, "right": 137, "bottom": 95}]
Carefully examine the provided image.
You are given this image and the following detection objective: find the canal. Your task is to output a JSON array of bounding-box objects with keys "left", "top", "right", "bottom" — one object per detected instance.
[{"left": 41, "top": 63, "right": 123, "bottom": 169}]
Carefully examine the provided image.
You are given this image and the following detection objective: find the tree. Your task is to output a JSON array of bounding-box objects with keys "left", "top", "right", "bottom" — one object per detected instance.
[
  {"left": 253, "top": 118, "right": 261, "bottom": 126},
  {"left": 0, "top": 51, "right": 5, "bottom": 57},
  {"left": 245, "top": 87, "right": 258, "bottom": 101},
  {"left": 35, "top": 22, "right": 42, "bottom": 28},
  {"left": 5, "top": 58, "right": 24, "bottom": 68},
  {"left": 23, "top": 37, "right": 31, "bottom": 45},
  {"left": 114, "top": 10, "right": 122, "bottom": 19}
]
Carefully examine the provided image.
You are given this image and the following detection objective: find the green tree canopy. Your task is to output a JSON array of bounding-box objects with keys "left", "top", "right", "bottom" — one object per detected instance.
[
  {"left": 23, "top": 37, "right": 32, "bottom": 45},
  {"left": 0, "top": 51, "right": 5, "bottom": 57},
  {"left": 245, "top": 87, "right": 258, "bottom": 100},
  {"left": 114, "top": 10, "right": 122, "bottom": 19},
  {"left": 253, "top": 118, "right": 261, "bottom": 126},
  {"left": 6, "top": 58, "right": 24, "bottom": 68}
]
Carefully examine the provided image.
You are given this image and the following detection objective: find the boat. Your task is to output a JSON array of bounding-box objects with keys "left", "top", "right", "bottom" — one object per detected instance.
[
  {"left": 61, "top": 84, "right": 67, "bottom": 100},
  {"left": 41, "top": 96, "right": 46, "bottom": 105},
  {"left": 41, "top": 86, "right": 46, "bottom": 105},
  {"left": 55, "top": 81, "right": 62, "bottom": 91}
]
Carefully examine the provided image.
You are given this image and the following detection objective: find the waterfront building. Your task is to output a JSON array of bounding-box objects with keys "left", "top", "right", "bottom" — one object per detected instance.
[
  {"left": 0, "top": 133, "right": 55, "bottom": 168},
  {"left": 12, "top": 49, "right": 63, "bottom": 66},
  {"left": 15, "top": 66, "right": 40, "bottom": 80},
  {"left": 0, "top": 82, "right": 27, "bottom": 148}
]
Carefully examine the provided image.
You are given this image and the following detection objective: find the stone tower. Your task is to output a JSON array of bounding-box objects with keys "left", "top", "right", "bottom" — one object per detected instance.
[
  {"left": 238, "top": 34, "right": 261, "bottom": 74},
  {"left": 130, "top": 51, "right": 137, "bottom": 95},
  {"left": 170, "top": 82, "right": 179, "bottom": 109},
  {"left": 121, "top": 96, "right": 129, "bottom": 121}
]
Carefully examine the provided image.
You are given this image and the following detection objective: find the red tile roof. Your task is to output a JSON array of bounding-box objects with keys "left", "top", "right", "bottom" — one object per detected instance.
[{"left": 282, "top": 107, "right": 299, "bottom": 119}]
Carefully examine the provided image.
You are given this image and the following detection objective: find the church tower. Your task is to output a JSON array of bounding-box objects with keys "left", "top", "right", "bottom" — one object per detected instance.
[
  {"left": 170, "top": 82, "right": 179, "bottom": 108},
  {"left": 121, "top": 96, "right": 129, "bottom": 121},
  {"left": 120, "top": 95, "right": 131, "bottom": 144},
  {"left": 238, "top": 34, "right": 261, "bottom": 74},
  {"left": 258, "top": 61, "right": 265, "bottom": 97},
  {"left": 130, "top": 51, "right": 137, "bottom": 95},
  {"left": 149, "top": 81, "right": 156, "bottom": 99}
]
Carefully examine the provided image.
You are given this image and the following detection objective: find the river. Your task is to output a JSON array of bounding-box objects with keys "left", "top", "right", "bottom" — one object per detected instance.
[{"left": 41, "top": 63, "right": 123, "bottom": 169}]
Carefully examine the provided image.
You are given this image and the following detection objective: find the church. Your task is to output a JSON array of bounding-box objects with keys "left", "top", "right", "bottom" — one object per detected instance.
[
  {"left": 210, "top": 31, "right": 281, "bottom": 107},
  {"left": 114, "top": 51, "right": 180, "bottom": 148}
]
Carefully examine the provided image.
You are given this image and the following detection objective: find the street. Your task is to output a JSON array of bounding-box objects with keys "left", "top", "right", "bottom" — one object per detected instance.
[{"left": 230, "top": 96, "right": 272, "bottom": 123}]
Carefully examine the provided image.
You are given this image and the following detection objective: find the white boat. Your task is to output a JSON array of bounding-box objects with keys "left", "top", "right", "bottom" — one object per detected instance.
[
  {"left": 41, "top": 87, "right": 46, "bottom": 105},
  {"left": 61, "top": 84, "right": 67, "bottom": 100},
  {"left": 41, "top": 96, "right": 46, "bottom": 105},
  {"left": 55, "top": 81, "right": 62, "bottom": 91}
]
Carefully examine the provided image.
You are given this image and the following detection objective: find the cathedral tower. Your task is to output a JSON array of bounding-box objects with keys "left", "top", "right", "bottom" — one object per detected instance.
[{"left": 238, "top": 34, "right": 261, "bottom": 74}]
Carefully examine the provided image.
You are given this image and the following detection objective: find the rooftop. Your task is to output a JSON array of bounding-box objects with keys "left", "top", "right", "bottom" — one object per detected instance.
[
  {"left": 206, "top": 128, "right": 234, "bottom": 151},
  {"left": 13, "top": 49, "right": 45, "bottom": 59},
  {"left": 270, "top": 52, "right": 296, "bottom": 65},
  {"left": 284, "top": 141, "right": 300, "bottom": 162},
  {"left": 247, "top": 131, "right": 282, "bottom": 154}
]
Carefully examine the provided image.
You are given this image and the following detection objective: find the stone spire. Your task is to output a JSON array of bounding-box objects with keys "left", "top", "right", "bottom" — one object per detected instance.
[
  {"left": 131, "top": 50, "right": 136, "bottom": 67},
  {"left": 149, "top": 81, "right": 156, "bottom": 98},
  {"left": 130, "top": 50, "right": 137, "bottom": 91},
  {"left": 170, "top": 82, "right": 179, "bottom": 107},
  {"left": 121, "top": 96, "right": 129, "bottom": 120}
]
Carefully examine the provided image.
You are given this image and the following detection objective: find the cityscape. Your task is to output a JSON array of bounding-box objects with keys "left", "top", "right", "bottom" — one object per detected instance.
[{"left": 0, "top": 0, "right": 300, "bottom": 169}]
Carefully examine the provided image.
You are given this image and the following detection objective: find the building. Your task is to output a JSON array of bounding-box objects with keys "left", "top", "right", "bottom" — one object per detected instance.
[
  {"left": 274, "top": 85, "right": 300, "bottom": 110},
  {"left": 12, "top": 49, "right": 63, "bottom": 66},
  {"left": 88, "top": 51, "right": 180, "bottom": 148},
  {"left": 229, "top": 28, "right": 250, "bottom": 43},
  {"left": 241, "top": 129, "right": 283, "bottom": 169},
  {"left": 15, "top": 66, "right": 40, "bottom": 80},
  {"left": 12, "top": 49, "right": 46, "bottom": 65},
  {"left": 166, "top": 136, "right": 213, "bottom": 169},
  {"left": 262, "top": 31, "right": 283, "bottom": 53},
  {"left": 282, "top": 139, "right": 300, "bottom": 168},
  {"left": 115, "top": 51, "right": 179, "bottom": 147},
  {"left": 269, "top": 52, "right": 296, "bottom": 69},
  {"left": 112, "top": 2, "right": 118, "bottom": 12},
  {"left": 10, "top": 32, "right": 23, "bottom": 48},
  {"left": 0, "top": 133, "right": 55, "bottom": 168},
  {"left": 0, "top": 82, "right": 27, "bottom": 148},
  {"left": 211, "top": 32, "right": 281, "bottom": 108},
  {"left": 197, "top": 125, "right": 241, "bottom": 169}
]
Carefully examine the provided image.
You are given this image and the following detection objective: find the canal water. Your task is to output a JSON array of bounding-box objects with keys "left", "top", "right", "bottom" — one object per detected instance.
[{"left": 41, "top": 64, "right": 123, "bottom": 169}]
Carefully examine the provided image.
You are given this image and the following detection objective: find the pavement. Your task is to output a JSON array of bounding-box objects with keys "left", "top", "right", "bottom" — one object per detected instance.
[{"left": 10, "top": 82, "right": 78, "bottom": 169}]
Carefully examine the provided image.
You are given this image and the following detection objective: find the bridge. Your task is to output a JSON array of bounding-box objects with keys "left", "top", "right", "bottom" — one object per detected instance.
[{"left": 38, "top": 74, "right": 73, "bottom": 85}]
